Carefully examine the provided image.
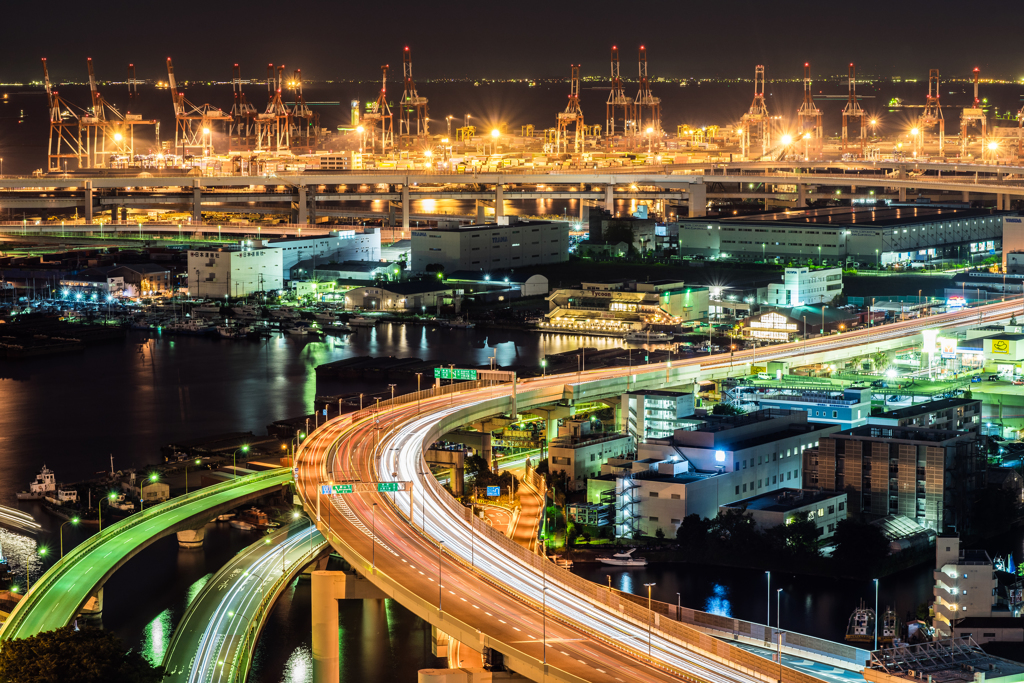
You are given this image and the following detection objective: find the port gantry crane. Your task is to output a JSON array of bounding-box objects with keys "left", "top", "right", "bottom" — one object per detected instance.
[
  {"left": 917, "top": 68, "right": 945, "bottom": 156},
  {"left": 960, "top": 67, "right": 987, "bottom": 159},
  {"left": 79, "top": 58, "right": 156, "bottom": 168},
  {"left": 42, "top": 58, "right": 83, "bottom": 172},
  {"left": 634, "top": 46, "right": 662, "bottom": 145},
  {"left": 288, "top": 68, "right": 320, "bottom": 152},
  {"left": 255, "top": 65, "right": 290, "bottom": 152},
  {"left": 362, "top": 64, "right": 394, "bottom": 154},
  {"left": 605, "top": 46, "right": 633, "bottom": 138},
  {"left": 229, "top": 64, "right": 257, "bottom": 150},
  {"left": 555, "top": 64, "right": 585, "bottom": 154},
  {"left": 796, "top": 62, "right": 822, "bottom": 159},
  {"left": 740, "top": 65, "right": 770, "bottom": 160},
  {"left": 166, "top": 57, "right": 230, "bottom": 158},
  {"left": 399, "top": 47, "right": 429, "bottom": 145},
  {"left": 841, "top": 63, "right": 867, "bottom": 153}
]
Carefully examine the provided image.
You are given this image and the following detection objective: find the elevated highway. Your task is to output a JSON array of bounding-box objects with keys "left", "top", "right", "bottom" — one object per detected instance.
[
  {"left": 295, "top": 298, "right": 1020, "bottom": 683},
  {"left": 0, "top": 468, "right": 291, "bottom": 643}
]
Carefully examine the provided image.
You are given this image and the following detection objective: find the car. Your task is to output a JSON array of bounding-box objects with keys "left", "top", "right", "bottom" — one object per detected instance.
[
  {"left": 988, "top": 375, "right": 1001, "bottom": 381},
  {"left": 757, "top": 372, "right": 772, "bottom": 381},
  {"left": 1014, "top": 380, "right": 1024, "bottom": 386},
  {"left": 971, "top": 376, "right": 982, "bottom": 383}
]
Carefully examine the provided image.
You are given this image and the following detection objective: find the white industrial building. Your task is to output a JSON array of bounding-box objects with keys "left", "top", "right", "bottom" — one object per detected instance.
[
  {"left": 621, "top": 390, "right": 698, "bottom": 444},
  {"left": 187, "top": 245, "right": 283, "bottom": 298},
  {"left": 548, "top": 420, "right": 632, "bottom": 492},
  {"left": 268, "top": 229, "right": 381, "bottom": 280},
  {"left": 410, "top": 219, "right": 569, "bottom": 273},
  {"left": 765, "top": 267, "right": 843, "bottom": 306}
]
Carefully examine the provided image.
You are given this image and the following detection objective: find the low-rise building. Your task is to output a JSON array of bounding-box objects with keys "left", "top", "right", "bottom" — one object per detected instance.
[
  {"left": 549, "top": 420, "right": 632, "bottom": 491},
  {"left": 187, "top": 245, "right": 284, "bottom": 298},
  {"left": 269, "top": 229, "right": 381, "bottom": 280},
  {"left": 806, "top": 425, "right": 985, "bottom": 533},
  {"left": 290, "top": 259, "right": 400, "bottom": 282},
  {"left": 410, "top": 219, "right": 569, "bottom": 273},
  {"left": 621, "top": 390, "right": 697, "bottom": 444},
  {"left": 757, "top": 387, "right": 871, "bottom": 429},
  {"left": 868, "top": 397, "right": 981, "bottom": 434},
  {"left": 720, "top": 488, "right": 847, "bottom": 539},
  {"left": 543, "top": 279, "right": 709, "bottom": 335},
  {"left": 932, "top": 536, "right": 1013, "bottom": 637},
  {"left": 344, "top": 281, "right": 450, "bottom": 311},
  {"left": 765, "top": 267, "right": 843, "bottom": 307}
]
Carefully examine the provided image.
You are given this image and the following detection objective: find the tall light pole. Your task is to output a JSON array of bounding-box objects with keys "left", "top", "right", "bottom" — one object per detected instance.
[
  {"left": 185, "top": 458, "right": 201, "bottom": 495},
  {"left": 98, "top": 491, "right": 116, "bottom": 532},
  {"left": 438, "top": 540, "right": 444, "bottom": 617},
  {"left": 542, "top": 585, "right": 548, "bottom": 665},
  {"left": 371, "top": 503, "right": 377, "bottom": 573},
  {"left": 776, "top": 588, "right": 783, "bottom": 683},
  {"left": 140, "top": 472, "right": 158, "bottom": 511},
  {"left": 644, "top": 582, "right": 656, "bottom": 656},
  {"left": 873, "top": 578, "right": 879, "bottom": 651},
  {"left": 766, "top": 570, "right": 771, "bottom": 625},
  {"left": 60, "top": 518, "right": 79, "bottom": 558},
  {"left": 416, "top": 372, "right": 423, "bottom": 413},
  {"left": 232, "top": 445, "right": 250, "bottom": 477},
  {"left": 541, "top": 359, "right": 547, "bottom": 377}
]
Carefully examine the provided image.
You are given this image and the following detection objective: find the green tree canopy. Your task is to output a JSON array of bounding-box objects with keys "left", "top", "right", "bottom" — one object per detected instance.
[{"left": 0, "top": 626, "right": 164, "bottom": 683}]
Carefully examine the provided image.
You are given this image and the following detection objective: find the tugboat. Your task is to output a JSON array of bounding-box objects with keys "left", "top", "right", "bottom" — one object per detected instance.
[
  {"left": 880, "top": 606, "right": 899, "bottom": 646},
  {"left": 16, "top": 466, "right": 56, "bottom": 500},
  {"left": 235, "top": 507, "right": 280, "bottom": 530},
  {"left": 845, "top": 600, "right": 875, "bottom": 643},
  {"left": 596, "top": 548, "right": 648, "bottom": 567}
]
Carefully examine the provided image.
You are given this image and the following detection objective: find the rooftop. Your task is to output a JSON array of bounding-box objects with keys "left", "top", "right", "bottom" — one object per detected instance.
[
  {"left": 709, "top": 206, "right": 1009, "bottom": 228},
  {"left": 868, "top": 636, "right": 1024, "bottom": 682},
  {"left": 838, "top": 424, "right": 970, "bottom": 444},
  {"left": 721, "top": 487, "right": 843, "bottom": 513},
  {"left": 877, "top": 397, "right": 980, "bottom": 421},
  {"left": 427, "top": 219, "right": 566, "bottom": 233}
]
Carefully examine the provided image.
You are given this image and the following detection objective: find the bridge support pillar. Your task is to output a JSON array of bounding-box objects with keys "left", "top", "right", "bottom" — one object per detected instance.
[
  {"left": 963, "top": 191, "right": 970, "bottom": 203},
  {"left": 476, "top": 200, "right": 486, "bottom": 221},
  {"left": 192, "top": 180, "right": 202, "bottom": 224},
  {"left": 388, "top": 202, "right": 397, "bottom": 227},
  {"left": 605, "top": 184, "right": 615, "bottom": 213},
  {"left": 687, "top": 182, "right": 707, "bottom": 217},
  {"left": 84, "top": 181, "right": 93, "bottom": 222},
  {"left": 296, "top": 185, "right": 308, "bottom": 225},
  {"left": 494, "top": 183, "right": 504, "bottom": 221},
  {"left": 797, "top": 184, "right": 806, "bottom": 208},
  {"left": 578, "top": 201, "right": 589, "bottom": 224},
  {"left": 402, "top": 184, "right": 411, "bottom": 230},
  {"left": 312, "top": 570, "right": 388, "bottom": 683},
  {"left": 176, "top": 527, "right": 206, "bottom": 549},
  {"left": 120, "top": 206, "right": 128, "bottom": 222},
  {"left": 898, "top": 186, "right": 907, "bottom": 202},
  {"left": 996, "top": 193, "right": 1004, "bottom": 210},
  {"left": 78, "top": 586, "right": 104, "bottom": 623}
]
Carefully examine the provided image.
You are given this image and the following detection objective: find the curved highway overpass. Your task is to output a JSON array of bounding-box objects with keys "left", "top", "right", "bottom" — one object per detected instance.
[
  {"left": 296, "top": 299, "right": 1020, "bottom": 683},
  {"left": 0, "top": 468, "right": 292, "bottom": 643}
]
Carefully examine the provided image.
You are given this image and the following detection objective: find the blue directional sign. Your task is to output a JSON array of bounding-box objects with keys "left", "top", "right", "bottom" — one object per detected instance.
[
  {"left": 486, "top": 486, "right": 501, "bottom": 497},
  {"left": 320, "top": 484, "right": 332, "bottom": 495}
]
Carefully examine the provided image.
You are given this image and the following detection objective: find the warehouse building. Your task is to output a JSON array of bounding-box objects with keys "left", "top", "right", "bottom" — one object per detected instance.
[
  {"left": 410, "top": 219, "right": 569, "bottom": 273},
  {"left": 268, "top": 229, "right": 381, "bottom": 280},
  {"left": 678, "top": 206, "right": 1009, "bottom": 265},
  {"left": 187, "top": 245, "right": 283, "bottom": 298}
]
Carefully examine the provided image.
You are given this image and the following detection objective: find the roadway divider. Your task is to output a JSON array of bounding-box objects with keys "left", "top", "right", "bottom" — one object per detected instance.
[{"left": 0, "top": 468, "right": 291, "bottom": 643}]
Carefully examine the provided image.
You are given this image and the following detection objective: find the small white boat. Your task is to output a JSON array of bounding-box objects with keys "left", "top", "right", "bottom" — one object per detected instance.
[
  {"left": 269, "top": 308, "right": 301, "bottom": 320},
  {"left": 625, "top": 330, "right": 674, "bottom": 343},
  {"left": 441, "top": 317, "right": 475, "bottom": 329},
  {"left": 314, "top": 311, "right": 340, "bottom": 322},
  {"left": 596, "top": 548, "right": 648, "bottom": 567},
  {"left": 348, "top": 316, "right": 377, "bottom": 327},
  {"left": 216, "top": 513, "right": 235, "bottom": 522},
  {"left": 286, "top": 322, "right": 323, "bottom": 337},
  {"left": 17, "top": 466, "right": 56, "bottom": 500},
  {"left": 323, "top": 323, "right": 354, "bottom": 335},
  {"left": 230, "top": 519, "right": 255, "bottom": 530}
]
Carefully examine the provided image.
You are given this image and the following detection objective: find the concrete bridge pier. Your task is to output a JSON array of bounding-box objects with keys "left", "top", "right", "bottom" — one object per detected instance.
[
  {"left": 524, "top": 405, "right": 572, "bottom": 444},
  {"left": 84, "top": 182, "right": 93, "bottom": 222},
  {"left": 578, "top": 201, "right": 589, "bottom": 224},
  {"left": 311, "top": 569, "right": 389, "bottom": 683},
  {"left": 898, "top": 186, "right": 907, "bottom": 202},
  {"left": 176, "top": 524, "right": 207, "bottom": 549},
  {"left": 294, "top": 185, "right": 308, "bottom": 225},
  {"left": 797, "top": 184, "right": 807, "bottom": 208},
  {"left": 402, "top": 184, "right": 411, "bottom": 230},
  {"left": 475, "top": 200, "right": 486, "bottom": 222},
  {"left": 495, "top": 183, "right": 504, "bottom": 220},
  {"left": 604, "top": 184, "right": 615, "bottom": 213},
  {"left": 119, "top": 206, "right": 128, "bottom": 222},
  {"left": 78, "top": 585, "right": 104, "bottom": 623},
  {"left": 192, "top": 180, "right": 202, "bottom": 223},
  {"left": 687, "top": 182, "right": 707, "bottom": 217},
  {"left": 963, "top": 190, "right": 970, "bottom": 203}
]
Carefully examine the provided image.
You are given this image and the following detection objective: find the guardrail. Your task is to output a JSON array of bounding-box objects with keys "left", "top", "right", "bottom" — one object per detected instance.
[
  {"left": 0, "top": 467, "right": 291, "bottom": 642},
  {"left": 228, "top": 533, "right": 327, "bottom": 683}
]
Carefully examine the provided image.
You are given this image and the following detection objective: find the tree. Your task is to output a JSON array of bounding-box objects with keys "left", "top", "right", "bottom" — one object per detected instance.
[
  {"left": 602, "top": 222, "right": 636, "bottom": 255},
  {"left": 712, "top": 403, "right": 745, "bottom": 416},
  {"left": 655, "top": 527, "right": 665, "bottom": 540},
  {"left": 0, "top": 626, "right": 164, "bottom": 683},
  {"left": 675, "top": 514, "right": 710, "bottom": 548},
  {"left": 830, "top": 518, "right": 890, "bottom": 569},
  {"left": 777, "top": 512, "right": 821, "bottom": 557}
]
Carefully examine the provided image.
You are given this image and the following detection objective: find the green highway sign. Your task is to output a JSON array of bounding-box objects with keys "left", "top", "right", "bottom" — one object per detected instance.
[
  {"left": 322, "top": 481, "right": 410, "bottom": 494},
  {"left": 434, "top": 367, "right": 478, "bottom": 381},
  {"left": 377, "top": 482, "right": 401, "bottom": 492},
  {"left": 333, "top": 484, "right": 354, "bottom": 494}
]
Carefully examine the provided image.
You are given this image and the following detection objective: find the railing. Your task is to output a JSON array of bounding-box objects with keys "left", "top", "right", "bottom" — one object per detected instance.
[
  {"left": 228, "top": 533, "right": 327, "bottom": 683},
  {"left": 0, "top": 467, "right": 291, "bottom": 641}
]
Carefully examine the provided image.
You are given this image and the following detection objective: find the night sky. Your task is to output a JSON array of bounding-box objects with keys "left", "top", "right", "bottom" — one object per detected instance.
[{"left": 4, "top": 0, "right": 1024, "bottom": 82}]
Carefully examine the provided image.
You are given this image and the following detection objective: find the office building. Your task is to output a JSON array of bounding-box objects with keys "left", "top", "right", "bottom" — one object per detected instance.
[
  {"left": 868, "top": 397, "right": 981, "bottom": 435},
  {"left": 588, "top": 409, "right": 841, "bottom": 538},
  {"left": 765, "top": 267, "right": 843, "bottom": 306},
  {"left": 805, "top": 425, "right": 985, "bottom": 533},
  {"left": 719, "top": 488, "right": 847, "bottom": 539},
  {"left": 268, "top": 229, "right": 381, "bottom": 280},
  {"left": 410, "top": 219, "right": 569, "bottom": 273},
  {"left": 187, "top": 245, "right": 283, "bottom": 298},
  {"left": 542, "top": 280, "right": 709, "bottom": 334},
  {"left": 549, "top": 420, "right": 632, "bottom": 491},
  {"left": 678, "top": 206, "right": 1007, "bottom": 264},
  {"left": 622, "top": 390, "right": 697, "bottom": 444}
]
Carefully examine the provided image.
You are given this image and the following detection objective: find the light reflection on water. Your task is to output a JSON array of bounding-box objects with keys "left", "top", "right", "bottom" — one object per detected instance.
[
  {"left": 281, "top": 645, "right": 312, "bottom": 683},
  {"left": 140, "top": 608, "right": 173, "bottom": 666},
  {"left": 0, "top": 528, "right": 45, "bottom": 592},
  {"left": 705, "top": 583, "right": 732, "bottom": 617},
  {"left": 186, "top": 573, "right": 211, "bottom": 606}
]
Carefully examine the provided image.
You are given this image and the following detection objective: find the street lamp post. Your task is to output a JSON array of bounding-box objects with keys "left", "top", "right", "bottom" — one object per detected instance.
[
  {"left": 644, "top": 582, "right": 656, "bottom": 656},
  {"left": 438, "top": 540, "right": 444, "bottom": 617},
  {"left": 185, "top": 458, "right": 201, "bottom": 495},
  {"left": 98, "top": 492, "right": 117, "bottom": 532},
  {"left": 60, "top": 518, "right": 79, "bottom": 558},
  {"left": 140, "top": 472, "right": 158, "bottom": 511},
  {"left": 541, "top": 359, "right": 547, "bottom": 377},
  {"left": 232, "top": 445, "right": 250, "bottom": 477},
  {"left": 766, "top": 570, "right": 771, "bottom": 625},
  {"left": 777, "top": 588, "right": 783, "bottom": 683},
  {"left": 416, "top": 372, "right": 423, "bottom": 413},
  {"left": 873, "top": 578, "right": 879, "bottom": 651},
  {"left": 388, "top": 383, "right": 396, "bottom": 402}
]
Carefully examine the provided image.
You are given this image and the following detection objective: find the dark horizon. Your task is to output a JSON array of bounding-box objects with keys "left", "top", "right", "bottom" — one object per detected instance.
[{"left": 4, "top": 0, "right": 1024, "bottom": 83}]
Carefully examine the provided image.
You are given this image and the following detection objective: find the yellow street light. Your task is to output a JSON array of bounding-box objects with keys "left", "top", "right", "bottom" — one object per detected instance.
[
  {"left": 113, "top": 132, "right": 123, "bottom": 142},
  {"left": 356, "top": 125, "right": 364, "bottom": 134},
  {"left": 910, "top": 128, "right": 919, "bottom": 136},
  {"left": 988, "top": 141, "right": 998, "bottom": 151},
  {"left": 780, "top": 134, "right": 793, "bottom": 145},
  {"left": 202, "top": 128, "right": 210, "bottom": 135},
  {"left": 424, "top": 149, "right": 433, "bottom": 157},
  {"left": 491, "top": 129, "right": 500, "bottom": 138},
  {"left": 646, "top": 127, "right": 654, "bottom": 135}
]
